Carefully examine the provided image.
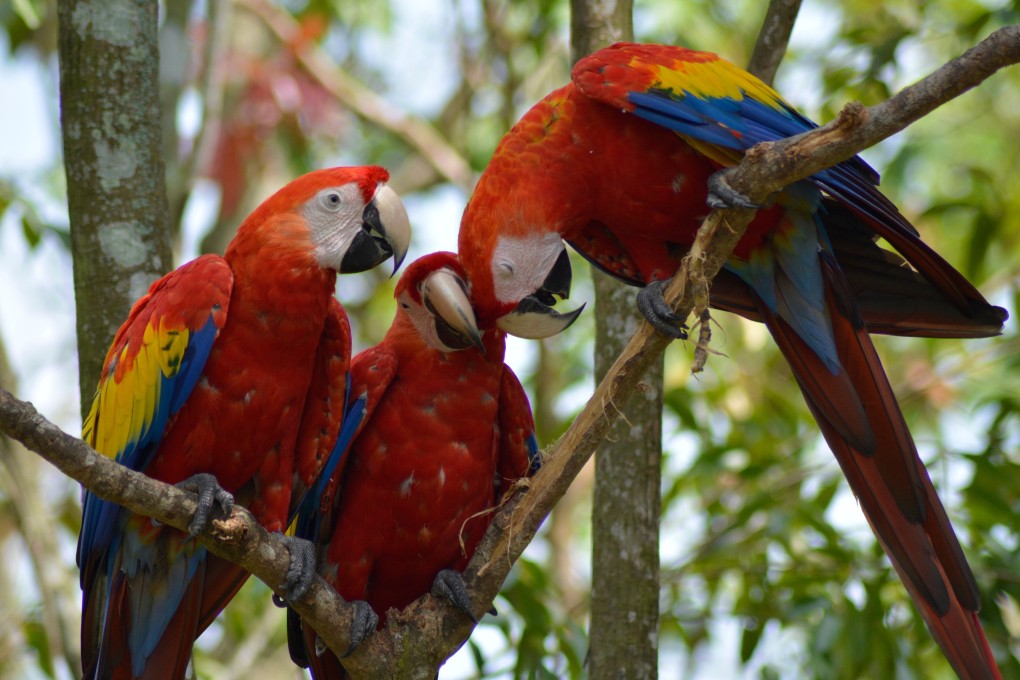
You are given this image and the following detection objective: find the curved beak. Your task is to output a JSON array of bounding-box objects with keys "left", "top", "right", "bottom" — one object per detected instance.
[
  {"left": 339, "top": 184, "right": 411, "bottom": 275},
  {"left": 497, "top": 247, "right": 584, "bottom": 339},
  {"left": 423, "top": 268, "right": 485, "bottom": 352},
  {"left": 498, "top": 298, "right": 585, "bottom": 339}
]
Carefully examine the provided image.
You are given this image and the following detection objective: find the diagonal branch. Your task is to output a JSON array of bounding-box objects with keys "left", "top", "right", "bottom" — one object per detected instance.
[
  {"left": 0, "top": 389, "right": 364, "bottom": 665},
  {"left": 0, "top": 24, "right": 1017, "bottom": 680},
  {"left": 334, "top": 22, "right": 1020, "bottom": 678}
]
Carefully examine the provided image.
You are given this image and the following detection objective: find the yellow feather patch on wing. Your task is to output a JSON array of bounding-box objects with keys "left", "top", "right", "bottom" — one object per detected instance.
[
  {"left": 82, "top": 315, "right": 192, "bottom": 463},
  {"left": 648, "top": 58, "right": 788, "bottom": 111}
]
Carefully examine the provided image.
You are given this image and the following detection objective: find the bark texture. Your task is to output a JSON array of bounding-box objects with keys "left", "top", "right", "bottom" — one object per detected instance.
[
  {"left": 571, "top": 3, "right": 662, "bottom": 679},
  {"left": 57, "top": 0, "right": 173, "bottom": 418}
]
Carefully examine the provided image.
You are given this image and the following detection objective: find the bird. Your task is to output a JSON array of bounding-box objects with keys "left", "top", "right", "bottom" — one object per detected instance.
[
  {"left": 77, "top": 165, "right": 410, "bottom": 680},
  {"left": 457, "top": 42, "right": 1006, "bottom": 679},
  {"left": 287, "top": 251, "right": 543, "bottom": 679}
]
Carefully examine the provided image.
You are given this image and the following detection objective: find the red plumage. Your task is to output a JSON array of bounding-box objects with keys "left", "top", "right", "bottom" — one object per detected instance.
[
  {"left": 290, "top": 252, "right": 538, "bottom": 679},
  {"left": 458, "top": 43, "right": 1005, "bottom": 679},
  {"left": 78, "top": 166, "right": 409, "bottom": 679}
]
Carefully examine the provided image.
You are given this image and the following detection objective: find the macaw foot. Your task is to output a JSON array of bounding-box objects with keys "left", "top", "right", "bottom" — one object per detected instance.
[
  {"left": 334, "top": 600, "right": 379, "bottom": 658},
  {"left": 270, "top": 534, "right": 317, "bottom": 605},
  {"left": 636, "top": 281, "right": 689, "bottom": 339},
  {"left": 175, "top": 473, "right": 233, "bottom": 536},
  {"left": 305, "top": 599, "right": 378, "bottom": 659},
  {"left": 707, "top": 169, "right": 762, "bottom": 210},
  {"left": 430, "top": 568, "right": 495, "bottom": 623}
]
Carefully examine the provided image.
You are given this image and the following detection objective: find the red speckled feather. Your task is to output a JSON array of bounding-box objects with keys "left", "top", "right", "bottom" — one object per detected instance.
[
  {"left": 296, "top": 254, "right": 536, "bottom": 680},
  {"left": 79, "top": 166, "right": 395, "bottom": 680}
]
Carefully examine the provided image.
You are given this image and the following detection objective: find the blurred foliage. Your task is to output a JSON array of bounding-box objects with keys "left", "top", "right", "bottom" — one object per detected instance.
[{"left": 1, "top": 0, "right": 1019, "bottom": 678}]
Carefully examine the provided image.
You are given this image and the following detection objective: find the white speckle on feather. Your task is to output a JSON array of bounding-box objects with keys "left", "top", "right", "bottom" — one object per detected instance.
[{"left": 399, "top": 473, "right": 415, "bottom": 497}]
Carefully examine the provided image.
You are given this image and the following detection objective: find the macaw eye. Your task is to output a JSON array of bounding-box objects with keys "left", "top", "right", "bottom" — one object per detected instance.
[
  {"left": 320, "top": 191, "right": 343, "bottom": 211},
  {"left": 497, "top": 261, "right": 514, "bottom": 277}
]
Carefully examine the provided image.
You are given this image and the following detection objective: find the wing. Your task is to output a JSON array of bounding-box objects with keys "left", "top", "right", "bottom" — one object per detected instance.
[
  {"left": 77, "top": 255, "right": 232, "bottom": 677},
  {"left": 300, "top": 343, "right": 398, "bottom": 541},
  {"left": 572, "top": 42, "right": 1003, "bottom": 322},
  {"left": 710, "top": 201, "right": 1008, "bottom": 338},
  {"left": 288, "top": 297, "right": 353, "bottom": 525},
  {"left": 287, "top": 342, "right": 397, "bottom": 670},
  {"left": 496, "top": 365, "right": 541, "bottom": 499},
  {"left": 78, "top": 254, "right": 232, "bottom": 574},
  {"left": 571, "top": 43, "right": 893, "bottom": 226}
]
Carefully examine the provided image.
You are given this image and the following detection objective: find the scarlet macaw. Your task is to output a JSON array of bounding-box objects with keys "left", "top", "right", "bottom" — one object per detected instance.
[
  {"left": 77, "top": 166, "right": 410, "bottom": 680},
  {"left": 287, "top": 252, "right": 542, "bottom": 679},
  {"left": 457, "top": 43, "right": 1006, "bottom": 679}
]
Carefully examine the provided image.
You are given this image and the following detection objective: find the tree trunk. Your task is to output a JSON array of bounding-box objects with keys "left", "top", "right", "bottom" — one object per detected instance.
[
  {"left": 57, "top": 0, "right": 173, "bottom": 417},
  {"left": 571, "top": 5, "right": 663, "bottom": 680}
]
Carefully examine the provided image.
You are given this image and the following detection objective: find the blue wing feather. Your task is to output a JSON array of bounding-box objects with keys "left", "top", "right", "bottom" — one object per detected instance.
[
  {"left": 78, "top": 313, "right": 222, "bottom": 578},
  {"left": 625, "top": 90, "right": 917, "bottom": 239},
  {"left": 293, "top": 380, "right": 368, "bottom": 544}
]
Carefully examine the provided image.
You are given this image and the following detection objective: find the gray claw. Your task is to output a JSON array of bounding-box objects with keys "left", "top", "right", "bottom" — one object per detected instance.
[
  {"left": 431, "top": 568, "right": 478, "bottom": 623},
  {"left": 636, "top": 281, "right": 689, "bottom": 339},
  {"left": 175, "top": 473, "right": 233, "bottom": 536},
  {"left": 341, "top": 600, "right": 379, "bottom": 657},
  {"left": 707, "top": 170, "right": 762, "bottom": 209},
  {"left": 271, "top": 534, "right": 317, "bottom": 605}
]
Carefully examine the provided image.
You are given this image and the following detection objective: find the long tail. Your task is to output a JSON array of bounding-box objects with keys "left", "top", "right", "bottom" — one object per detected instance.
[
  {"left": 711, "top": 203, "right": 1007, "bottom": 340},
  {"left": 81, "top": 533, "right": 250, "bottom": 680},
  {"left": 751, "top": 253, "right": 1001, "bottom": 680}
]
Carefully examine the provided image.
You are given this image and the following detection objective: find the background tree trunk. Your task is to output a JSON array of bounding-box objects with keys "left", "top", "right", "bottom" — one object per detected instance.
[
  {"left": 571, "top": 4, "right": 663, "bottom": 679},
  {"left": 57, "top": 0, "right": 173, "bottom": 417}
]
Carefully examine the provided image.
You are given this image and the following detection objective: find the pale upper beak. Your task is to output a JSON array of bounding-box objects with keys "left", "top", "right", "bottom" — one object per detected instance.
[
  {"left": 423, "top": 268, "right": 485, "bottom": 353},
  {"left": 339, "top": 184, "right": 411, "bottom": 275},
  {"left": 497, "top": 248, "right": 584, "bottom": 339}
]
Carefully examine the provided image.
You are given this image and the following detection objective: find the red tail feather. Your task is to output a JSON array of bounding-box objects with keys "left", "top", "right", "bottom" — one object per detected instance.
[{"left": 748, "top": 263, "right": 1000, "bottom": 678}]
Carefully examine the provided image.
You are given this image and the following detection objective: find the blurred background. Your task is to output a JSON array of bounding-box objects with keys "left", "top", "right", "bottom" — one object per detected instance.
[{"left": 1, "top": 0, "right": 1019, "bottom": 678}]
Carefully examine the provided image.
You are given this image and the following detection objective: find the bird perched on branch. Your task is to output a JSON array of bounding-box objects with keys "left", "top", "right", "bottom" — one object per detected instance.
[
  {"left": 457, "top": 42, "right": 1006, "bottom": 680},
  {"left": 287, "top": 252, "right": 542, "bottom": 679},
  {"left": 77, "top": 165, "right": 410, "bottom": 680}
]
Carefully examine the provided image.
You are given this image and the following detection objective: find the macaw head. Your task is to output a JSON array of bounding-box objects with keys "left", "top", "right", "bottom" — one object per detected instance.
[
  {"left": 228, "top": 165, "right": 410, "bottom": 276},
  {"left": 393, "top": 251, "right": 486, "bottom": 353},
  {"left": 458, "top": 198, "right": 584, "bottom": 340}
]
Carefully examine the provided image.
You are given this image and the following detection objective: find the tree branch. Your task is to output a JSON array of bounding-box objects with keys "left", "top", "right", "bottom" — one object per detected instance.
[
  {"left": 0, "top": 389, "right": 364, "bottom": 666},
  {"left": 3, "top": 24, "right": 1017, "bottom": 680},
  {"left": 334, "top": 22, "right": 1020, "bottom": 677},
  {"left": 747, "top": 0, "right": 803, "bottom": 85}
]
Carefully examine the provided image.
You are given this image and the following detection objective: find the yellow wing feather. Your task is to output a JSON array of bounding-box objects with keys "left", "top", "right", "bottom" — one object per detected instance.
[{"left": 83, "top": 315, "right": 192, "bottom": 462}]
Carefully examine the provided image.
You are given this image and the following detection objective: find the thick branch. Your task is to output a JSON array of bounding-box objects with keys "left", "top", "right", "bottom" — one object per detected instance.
[
  {"left": 0, "top": 389, "right": 363, "bottom": 664},
  {"left": 237, "top": 0, "right": 474, "bottom": 193}
]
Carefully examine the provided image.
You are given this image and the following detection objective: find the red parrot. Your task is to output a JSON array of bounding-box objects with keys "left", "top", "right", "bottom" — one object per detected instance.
[
  {"left": 286, "top": 252, "right": 542, "bottom": 679},
  {"left": 457, "top": 43, "right": 1007, "bottom": 679},
  {"left": 77, "top": 165, "right": 411, "bottom": 680}
]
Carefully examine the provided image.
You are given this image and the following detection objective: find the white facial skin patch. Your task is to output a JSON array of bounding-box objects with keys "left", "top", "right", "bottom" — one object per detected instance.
[
  {"left": 491, "top": 232, "right": 566, "bottom": 304},
  {"left": 301, "top": 183, "right": 366, "bottom": 272}
]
